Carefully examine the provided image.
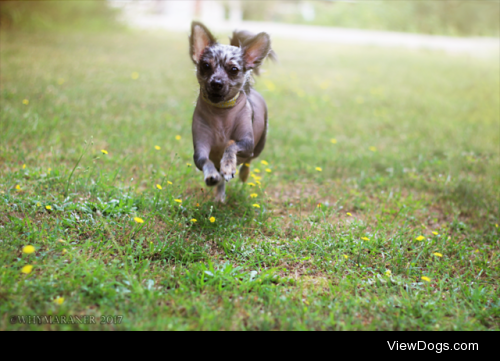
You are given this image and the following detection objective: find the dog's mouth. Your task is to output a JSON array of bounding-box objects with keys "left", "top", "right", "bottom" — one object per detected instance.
[{"left": 206, "top": 92, "right": 225, "bottom": 103}]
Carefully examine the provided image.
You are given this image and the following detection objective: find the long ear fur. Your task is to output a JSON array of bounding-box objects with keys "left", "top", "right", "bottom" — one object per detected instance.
[
  {"left": 230, "top": 30, "right": 276, "bottom": 75},
  {"left": 189, "top": 21, "right": 216, "bottom": 64}
]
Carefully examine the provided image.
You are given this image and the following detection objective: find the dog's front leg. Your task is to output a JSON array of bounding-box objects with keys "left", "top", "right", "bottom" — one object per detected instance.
[
  {"left": 194, "top": 149, "right": 221, "bottom": 186},
  {"left": 220, "top": 138, "right": 254, "bottom": 182}
]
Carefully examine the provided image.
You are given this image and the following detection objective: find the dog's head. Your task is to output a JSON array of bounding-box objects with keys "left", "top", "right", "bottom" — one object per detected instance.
[{"left": 189, "top": 21, "right": 272, "bottom": 103}]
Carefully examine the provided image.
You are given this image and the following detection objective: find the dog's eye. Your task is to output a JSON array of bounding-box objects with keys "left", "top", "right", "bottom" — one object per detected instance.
[
  {"left": 202, "top": 62, "right": 210, "bottom": 69},
  {"left": 231, "top": 67, "right": 238, "bottom": 73}
]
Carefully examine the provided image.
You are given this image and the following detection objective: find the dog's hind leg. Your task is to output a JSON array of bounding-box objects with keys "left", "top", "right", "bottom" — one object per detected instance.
[
  {"left": 239, "top": 161, "right": 252, "bottom": 182},
  {"left": 239, "top": 120, "right": 268, "bottom": 183},
  {"left": 215, "top": 180, "right": 226, "bottom": 203}
]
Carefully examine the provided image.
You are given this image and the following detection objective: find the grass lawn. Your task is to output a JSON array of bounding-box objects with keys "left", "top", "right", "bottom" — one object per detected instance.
[{"left": 1, "top": 29, "right": 499, "bottom": 330}]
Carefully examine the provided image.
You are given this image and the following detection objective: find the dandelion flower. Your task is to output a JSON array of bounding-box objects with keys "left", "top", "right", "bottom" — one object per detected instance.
[
  {"left": 250, "top": 193, "right": 258, "bottom": 198},
  {"left": 21, "top": 265, "right": 33, "bottom": 274},
  {"left": 421, "top": 276, "right": 431, "bottom": 282},
  {"left": 54, "top": 297, "right": 64, "bottom": 305},
  {"left": 167, "top": 181, "right": 173, "bottom": 185},
  {"left": 196, "top": 203, "right": 200, "bottom": 207},
  {"left": 156, "top": 184, "right": 162, "bottom": 190},
  {"left": 432, "top": 231, "right": 439, "bottom": 235},
  {"left": 385, "top": 270, "right": 392, "bottom": 276},
  {"left": 255, "top": 180, "right": 261, "bottom": 185},
  {"left": 101, "top": 149, "right": 108, "bottom": 155},
  {"left": 247, "top": 183, "right": 255, "bottom": 187},
  {"left": 317, "top": 203, "right": 322, "bottom": 208},
  {"left": 361, "top": 237, "right": 370, "bottom": 241},
  {"left": 369, "top": 146, "right": 377, "bottom": 152},
  {"left": 22, "top": 99, "right": 29, "bottom": 105},
  {"left": 48, "top": 168, "right": 51, "bottom": 174},
  {"left": 22, "top": 164, "right": 26, "bottom": 169},
  {"left": 23, "top": 245, "right": 35, "bottom": 254},
  {"left": 190, "top": 219, "right": 197, "bottom": 223},
  {"left": 433, "top": 252, "right": 443, "bottom": 257},
  {"left": 252, "top": 204, "right": 260, "bottom": 208},
  {"left": 346, "top": 212, "right": 352, "bottom": 216},
  {"left": 265, "top": 168, "right": 272, "bottom": 173},
  {"left": 343, "top": 255, "right": 348, "bottom": 259},
  {"left": 415, "top": 235, "right": 425, "bottom": 241},
  {"left": 15, "top": 185, "right": 21, "bottom": 191},
  {"left": 209, "top": 217, "right": 215, "bottom": 223},
  {"left": 244, "top": 163, "right": 251, "bottom": 167},
  {"left": 36, "top": 202, "right": 41, "bottom": 207},
  {"left": 315, "top": 167, "right": 322, "bottom": 172},
  {"left": 175, "top": 135, "right": 181, "bottom": 140},
  {"left": 134, "top": 217, "right": 144, "bottom": 223},
  {"left": 260, "top": 160, "right": 269, "bottom": 166},
  {"left": 154, "top": 145, "right": 161, "bottom": 150},
  {"left": 253, "top": 169, "right": 261, "bottom": 173},
  {"left": 174, "top": 199, "right": 182, "bottom": 203},
  {"left": 186, "top": 163, "right": 192, "bottom": 167},
  {"left": 131, "top": 72, "right": 139, "bottom": 79},
  {"left": 45, "top": 205, "right": 52, "bottom": 210},
  {"left": 331, "top": 138, "right": 337, "bottom": 144}
]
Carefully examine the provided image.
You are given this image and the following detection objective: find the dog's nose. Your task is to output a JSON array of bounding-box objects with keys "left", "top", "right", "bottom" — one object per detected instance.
[{"left": 210, "top": 79, "right": 223, "bottom": 91}]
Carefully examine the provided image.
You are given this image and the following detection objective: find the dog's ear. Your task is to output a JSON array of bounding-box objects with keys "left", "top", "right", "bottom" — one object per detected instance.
[
  {"left": 190, "top": 21, "right": 216, "bottom": 64},
  {"left": 242, "top": 32, "right": 271, "bottom": 70}
]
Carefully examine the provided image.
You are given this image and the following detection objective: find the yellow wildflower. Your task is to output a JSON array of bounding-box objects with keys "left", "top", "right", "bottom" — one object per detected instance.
[
  {"left": 421, "top": 276, "right": 431, "bottom": 282},
  {"left": 101, "top": 149, "right": 108, "bottom": 155},
  {"left": 131, "top": 72, "right": 139, "bottom": 79},
  {"left": 315, "top": 167, "right": 322, "bottom": 172},
  {"left": 346, "top": 212, "right": 352, "bottom": 216},
  {"left": 252, "top": 204, "right": 260, "bottom": 208},
  {"left": 361, "top": 237, "right": 370, "bottom": 241},
  {"left": 174, "top": 199, "right": 182, "bottom": 203},
  {"left": 186, "top": 163, "right": 192, "bottom": 167},
  {"left": 260, "top": 160, "right": 269, "bottom": 165},
  {"left": 62, "top": 248, "right": 67, "bottom": 254},
  {"left": 54, "top": 297, "right": 64, "bottom": 305},
  {"left": 432, "top": 231, "right": 439, "bottom": 235},
  {"left": 343, "top": 255, "right": 348, "bottom": 259},
  {"left": 48, "top": 168, "right": 51, "bottom": 174},
  {"left": 196, "top": 203, "right": 200, "bottom": 207},
  {"left": 22, "top": 99, "right": 29, "bottom": 105},
  {"left": 21, "top": 265, "right": 33, "bottom": 274},
  {"left": 156, "top": 184, "right": 162, "bottom": 190},
  {"left": 317, "top": 203, "right": 322, "bottom": 208},
  {"left": 244, "top": 163, "right": 250, "bottom": 167},
  {"left": 22, "top": 164, "right": 26, "bottom": 169},
  {"left": 134, "top": 217, "right": 144, "bottom": 223},
  {"left": 175, "top": 135, "right": 181, "bottom": 140},
  {"left": 190, "top": 219, "right": 197, "bottom": 223},
  {"left": 385, "top": 270, "right": 392, "bottom": 276},
  {"left": 331, "top": 138, "right": 337, "bottom": 144},
  {"left": 247, "top": 183, "right": 255, "bottom": 187},
  {"left": 415, "top": 235, "right": 425, "bottom": 241},
  {"left": 45, "top": 205, "right": 52, "bottom": 210},
  {"left": 155, "top": 145, "right": 161, "bottom": 150},
  {"left": 265, "top": 168, "right": 272, "bottom": 173},
  {"left": 15, "top": 185, "right": 21, "bottom": 191},
  {"left": 36, "top": 202, "right": 41, "bottom": 207},
  {"left": 209, "top": 217, "right": 215, "bottom": 223},
  {"left": 250, "top": 193, "right": 258, "bottom": 198},
  {"left": 253, "top": 169, "right": 261, "bottom": 173},
  {"left": 22, "top": 245, "right": 35, "bottom": 254},
  {"left": 433, "top": 252, "right": 443, "bottom": 257},
  {"left": 369, "top": 146, "right": 377, "bottom": 152},
  {"left": 167, "top": 181, "right": 173, "bottom": 185},
  {"left": 255, "top": 180, "right": 261, "bottom": 185}
]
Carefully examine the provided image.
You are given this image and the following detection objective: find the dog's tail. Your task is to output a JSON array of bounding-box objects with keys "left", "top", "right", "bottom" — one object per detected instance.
[{"left": 230, "top": 30, "right": 277, "bottom": 76}]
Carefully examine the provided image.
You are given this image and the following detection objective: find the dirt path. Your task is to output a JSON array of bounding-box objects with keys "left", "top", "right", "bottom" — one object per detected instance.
[{"left": 122, "top": 13, "right": 498, "bottom": 57}]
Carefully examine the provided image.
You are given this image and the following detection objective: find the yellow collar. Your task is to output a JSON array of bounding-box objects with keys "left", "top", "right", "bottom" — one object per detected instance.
[{"left": 201, "top": 92, "right": 240, "bottom": 109}]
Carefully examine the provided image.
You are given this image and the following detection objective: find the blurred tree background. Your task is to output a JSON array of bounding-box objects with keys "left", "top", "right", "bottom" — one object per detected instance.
[
  {"left": 242, "top": 0, "right": 499, "bottom": 37},
  {"left": 0, "top": 1, "right": 498, "bottom": 36},
  {"left": 0, "top": 0, "right": 121, "bottom": 31}
]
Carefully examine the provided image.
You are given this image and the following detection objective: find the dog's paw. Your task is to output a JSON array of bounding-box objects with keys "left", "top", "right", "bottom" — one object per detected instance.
[
  {"left": 220, "top": 157, "right": 236, "bottom": 182},
  {"left": 204, "top": 170, "right": 221, "bottom": 186}
]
